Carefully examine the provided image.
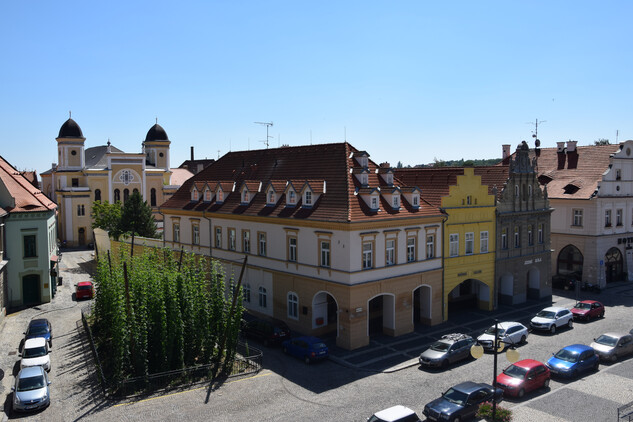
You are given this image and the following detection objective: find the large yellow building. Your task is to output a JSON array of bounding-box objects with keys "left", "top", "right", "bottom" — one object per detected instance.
[{"left": 40, "top": 118, "right": 192, "bottom": 247}]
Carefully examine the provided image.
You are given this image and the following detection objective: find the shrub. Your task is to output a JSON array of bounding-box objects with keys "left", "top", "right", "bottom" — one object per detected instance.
[{"left": 476, "top": 401, "right": 513, "bottom": 422}]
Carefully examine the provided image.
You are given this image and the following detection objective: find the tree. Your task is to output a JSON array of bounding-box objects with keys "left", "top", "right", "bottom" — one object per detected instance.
[
  {"left": 594, "top": 138, "right": 610, "bottom": 145},
  {"left": 91, "top": 200, "right": 123, "bottom": 240},
  {"left": 119, "top": 191, "right": 158, "bottom": 238}
]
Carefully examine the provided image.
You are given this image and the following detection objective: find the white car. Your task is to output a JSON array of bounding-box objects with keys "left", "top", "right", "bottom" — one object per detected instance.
[
  {"left": 367, "top": 405, "right": 421, "bottom": 422},
  {"left": 530, "top": 306, "right": 573, "bottom": 334},
  {"left": 477, "top": 322, "right": 528, "bottom": 351},
  {"left": 20, "top": 337, "right": 51, "bottom": 372}
]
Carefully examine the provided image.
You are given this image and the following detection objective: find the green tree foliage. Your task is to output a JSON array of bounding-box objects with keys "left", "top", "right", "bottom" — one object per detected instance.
[
  {"left": 594, "top": 138, "right": 610, "bottom": 145},
  {"left": 120, "top": 191, "right": 158, "bottom": 238},
  {"left": 91, "top": 247, "right": 244, "bottom": 389},
  {"left": 91, "top": 200, "right": 123, "bottom": 240}
]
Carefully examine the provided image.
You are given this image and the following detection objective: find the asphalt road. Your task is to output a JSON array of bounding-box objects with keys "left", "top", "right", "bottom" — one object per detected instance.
[{"left": 2, "top": 250, "right": 633, "bottom": 421}]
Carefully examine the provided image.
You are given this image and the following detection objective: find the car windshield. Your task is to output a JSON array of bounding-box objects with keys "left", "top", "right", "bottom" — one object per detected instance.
[
  {"left": 503, "top": 364, "right": 528, "bottom": 379},
  {"left": 485, "top": 327, "right": 506, "bottom": 336},
  {"left": 442, "top": 388, "right": 468, "bottom": 406},
  {"left": 17, "top": 375, "right": 45, "bottom": 391},
  {"left": 536, "top": 310, "right": 556, "bottom": 319},
  {"left": 595, "top": 335, "right": 618, "bottom": 347},
  {"left": 574, "top": 302, "right": 591, "bottom": 310},
  {"left": 27, "top": 326, "right": 49, "bottom": 335},
  {"left": 430, "top": 341, "right": 451, "bottom": 352},
  {"left": 554, "top": 349, "right": 579, "bottom": 362},
  {"left": 77, "top": 285, "right": 92, "bottom": 290},
  {"left": 23, "top": 346, "right": 47, "bottom": 358}
]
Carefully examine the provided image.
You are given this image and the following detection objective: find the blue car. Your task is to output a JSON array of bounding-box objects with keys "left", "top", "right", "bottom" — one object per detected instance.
[
  {"left": 546, "top": 344, "right": 599, "bottom": 378},
  {"left": 24, "top": 319, "right": 53, "bottom": 347},
  {"left": 282, "top": 336, "right": 329, "bottom": 364}
]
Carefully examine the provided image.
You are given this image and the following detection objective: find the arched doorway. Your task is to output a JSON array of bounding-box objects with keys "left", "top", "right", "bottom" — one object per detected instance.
[
  {"left": 557, "top": 244, "right": 583, "bottom": 279},
  {"left": 498, "top": 273, "right": 514, "bottom": 305},
  {"left": 22, "top": 274, "right": 40, "bottom": 305},
  {"left": 527, "top": 267, "right": 540, "bottom": 299},
  {"left": 367, "top": 293, "right": 395, "bottom": 336},
  {"left": 413, "top": 285, "right": 432, "bottom": 325},
  {"left": 448, "top": 279, "right": 490, "bottom": 314},
  {"left": 605, "top": 247, "right": 623, "bottom": 283},
  {"left": 312, "top": 291, "right": 338, "bottom": 337}
]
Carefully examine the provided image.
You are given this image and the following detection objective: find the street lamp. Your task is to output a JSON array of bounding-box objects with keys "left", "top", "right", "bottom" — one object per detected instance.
[{"left": 470, "top": 320, "right": 519, "bottom": 420}]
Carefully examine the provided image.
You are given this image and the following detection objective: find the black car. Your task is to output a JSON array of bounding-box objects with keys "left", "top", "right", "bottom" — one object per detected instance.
[
  {"left": 242, "top": 317, "right": 290, "bottom": 347},
  {"left": 24, "top": 319, "right": 53, "bottom": 347},
  {"left": 423, "top": 381, "right": 503, "bottom": 422}
]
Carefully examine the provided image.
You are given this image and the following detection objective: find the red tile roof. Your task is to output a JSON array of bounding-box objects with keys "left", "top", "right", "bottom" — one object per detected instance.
[
  {"left": 161, "top": 142, "right": 443, "bottom": 222},
  {"left": 169, "top": 168, "right": 193, "bottom": 186},
  {"left": 394, "top": 166, "right": 510, "bottom": 207},
  {"left": 525, "top": 144, "right": 620, "bottom": 199},
  {"left": 0, "top": 156, "right": 57, "bottom": 213}
]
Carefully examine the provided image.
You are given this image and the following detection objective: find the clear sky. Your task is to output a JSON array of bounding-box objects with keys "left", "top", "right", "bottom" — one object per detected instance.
[{"left": 1, "top": 1, "right": 632, "bottom": 173}]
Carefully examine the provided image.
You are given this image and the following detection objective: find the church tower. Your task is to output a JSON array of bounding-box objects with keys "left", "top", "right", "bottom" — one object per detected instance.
[
  {"left": 143, "top": 122, "right": 170, "bottom": 171},
  {"left": 56, "top": 117, "right": 86, "bottom": 171}
]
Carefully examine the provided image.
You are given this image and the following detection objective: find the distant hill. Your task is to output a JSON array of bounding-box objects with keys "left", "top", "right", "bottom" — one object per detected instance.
[{"left": 396, "top": 158, "right": 502, "bottom": 168}]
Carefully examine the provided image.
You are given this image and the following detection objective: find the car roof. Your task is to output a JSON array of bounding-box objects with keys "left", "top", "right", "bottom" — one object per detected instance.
[
  {"left": 561, "top": 344, "right": 593, "bottom": 353},
  {"left": 77, "top": 281, "right": 93, "bottom": 286},
  {"left": 373, "top": 405, "right": 416, "bottom": 421},
  {"left": 29, "top": 318, "right": 50, "bottom": 326},
  {"left": 453, "top": 381, "right": 487, "bottom": 393},
  {"left": 498, "top": 321, "right": 523, "bottom": 329},
  {"left": 18, "top": 366, "right": 45, "bottom": 378},
  {"left": 511, "top": 359, "right": 544, "bottom": 369},
  {"left": 294, "top": 336, "right": 324, "bottom": 343},
  {"left": 541, "top": 306, "right": 568, "bottom": 312},
  {"left": 600, "top": 332, "right": 629, "bottom": 339},
  {"left": 24, "top": 337, "right": 46, "bottom": 348},
  {"left": 576, "top": 300, "right": 600, "bottom": 305}
]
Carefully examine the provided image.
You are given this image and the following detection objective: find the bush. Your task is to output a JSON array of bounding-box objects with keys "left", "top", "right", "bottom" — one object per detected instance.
[{"left": 476, "top": 401, "right": 513, "bottom": 422}]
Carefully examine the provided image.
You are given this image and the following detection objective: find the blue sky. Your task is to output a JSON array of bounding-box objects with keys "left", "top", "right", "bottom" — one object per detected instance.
[{"left": 1, "top": 1, "right": 631, "bottom": 173}]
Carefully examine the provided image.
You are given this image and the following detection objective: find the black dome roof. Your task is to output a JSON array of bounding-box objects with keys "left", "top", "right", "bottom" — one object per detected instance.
[
  {"left": 145, "top": 123, "right": 169, "bottom": 142},
  {"left": 58, "top": 118, "right": 84, "bottom": 138}
]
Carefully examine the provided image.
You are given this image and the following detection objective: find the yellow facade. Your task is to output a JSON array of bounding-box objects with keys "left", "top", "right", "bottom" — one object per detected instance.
[{"left": 441, "top": 167, "right": 496, "bottom": 320}]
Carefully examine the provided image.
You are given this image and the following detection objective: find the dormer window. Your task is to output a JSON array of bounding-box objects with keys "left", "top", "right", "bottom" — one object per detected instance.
[
  {"left": 204, "top": 189, "right": 212, "bottom": 202},
  {"left": 268, "top": 190, "right": 275, "bottom": 204},
  {"left": 392, "top": 195, "right": 399, "bottom": 208},
  {"left": 191, "top": 187, "right": 199, "bottom": 202},
  {"left": 386, "top": 173, "right": 393, "bottom": 185},
  {"left": 304, "top": 190, "right": 312, "bottom": 206},
  {"left": 242, "top": 190, "right": 250, "bottom": 204},
  {"left": 412, "top": 195, "right": 419, "bottom": 206},
  {"left": 217, "top": 189, "right": 224, "bottom": 203},
  {"left": 361, "top": 174, "right": 368, "bottom": 185},
  {"left": 371, "top": 196, "right": 378, "bottom": 209},
  {"left": 288, "top": 190, "right": 296, "bottom": 205}
]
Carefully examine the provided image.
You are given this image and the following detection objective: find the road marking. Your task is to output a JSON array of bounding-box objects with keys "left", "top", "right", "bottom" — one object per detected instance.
[{"left": 113, "top": 371, "right": 272, "bottom": 408}]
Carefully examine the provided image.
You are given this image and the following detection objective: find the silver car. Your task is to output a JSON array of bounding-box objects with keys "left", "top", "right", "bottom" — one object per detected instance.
[
  {"left": 419, "top": 333, "right": 475, "bottom": 368},
  {"left": 12, "top": 366, "right": 51, "bottom": 413},
  {"left": 590, "top": 332, "right": 633, "bottom": 362},
  {"left": 530, "top": 306, "right": 574, "bottom": 334}
]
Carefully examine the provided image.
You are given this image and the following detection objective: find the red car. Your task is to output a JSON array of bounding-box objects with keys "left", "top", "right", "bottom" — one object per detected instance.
[
  {"left": 496, "top": 359, "right": 550, "bottom": 398},
  {"left": 571, "top": 300, "right": 605, "bottom": 321},
  {"left": 75, "top": 281, "right": 94, "bottom": 300}
]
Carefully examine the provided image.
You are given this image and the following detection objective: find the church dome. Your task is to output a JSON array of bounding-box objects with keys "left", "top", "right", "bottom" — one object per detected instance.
[
  {"left": 145, "top": 123, "right": 169, "bottom": 142},
  {"left": 58, "top": 118, "right": 84, "bottom": 138}
]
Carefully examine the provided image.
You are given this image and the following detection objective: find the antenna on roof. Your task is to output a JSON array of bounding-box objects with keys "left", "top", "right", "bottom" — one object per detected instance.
[
  {"left": 616, "top": 130, "right": 619, "bottom": 143},
  {"left": 217, "top": 150, "right": 221, "bottom": 159},
  {"left": 254, "top": 121, "right": 273, "bottom": 148},
  {"left": 310, "top": 130, "right": 312, "bottom": 145},
  {"left": 344, "top": 126, "right": 347, "bottom": 142},
  {"left": 527, "top": 118, "right": 546, "bottom": 144},
  {"left": 69, "top": 110, "right": 72, "bottom": 119},
  {"left": 156, "top": 117, "right": 158, "bottom": 124}
]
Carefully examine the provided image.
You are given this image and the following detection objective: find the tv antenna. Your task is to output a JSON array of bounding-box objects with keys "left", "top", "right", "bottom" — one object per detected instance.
[
  {"left": 527, "top": 119, "right": 546, "bottom": 148},
  {"left": 255, "top": 121, "right": 273, "bottom": 148}
]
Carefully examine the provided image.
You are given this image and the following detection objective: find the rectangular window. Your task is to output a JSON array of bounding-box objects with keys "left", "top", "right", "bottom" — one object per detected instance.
[
  {"left": 514, "top": 227, "right": 520, "bottom": 248},
  {"left": 426, "top": 235, "right": 435, "bottom": 259},
  {"left": 305, "top": 191, "right": 312, "bottom": 205},
  {"left": 72, "top": 178, "right": 79, "bottom": 187},
  {"left": 392, "top": 196, "right": 399, "bottom": 208},
  {"left": 173, "top": 223, "right": 180, "bottom": 243},
  {"left": 77, "top": 204, "right": 85, "bottom": 216},
  {"left": 465, "top": 232, "right": 474, "bottom": 255},
  {"left": 287, "top": 293, "right": 298, "bottom": 319},
  {"left": 527, "top": 225, "right": 533, "bottom": 246},
  {"left": 215, "top": 227, "right": 222, "bottom": 248},
  {"left": 362, "top": 241, "right": 373, "bottom": 269},
  {"left": 320, "top": 241, "right": 330, "bottom": 267},
  {"left": 228, "top": 228, "right": 236, "bottom": 250},
  {"left": 573, "top": 209, "right": 583, "bottom": 227},
  {"left": 407, "top": 237, "right": 416, "bottom": 262},
  {"left": 605, "top": 209, "right": 612, "bottom": 227},
  {"left": 480, "top": 231, "right": 488, "bottom": 253},
  {"left": 258, "top": 232, "right": 267, "bottom": 256},
  {"left": 288, "top": 237, "right": 297, "bottom": 262},
  {"left": 617, "top": 209, "right": 623, "bottom": 226},
  {"left": 385, "top": 239, "right": 395, "bottom": 266},
  {"left": 371, "top": 197, "right": 377, "bottom": 209},
  {"left": 501, "top": 228, "right": 508, "bottom": 249},
  {"left": 259, "top": 287, "right": 267, "bottom": 308},
  {"left": 243, "top": 230, "right": 250, "bottom": 254},
  {"left": 23, "top": 235, "right": 36, "bottom": 258},
  {"left": 243, "top": 284, "right": 251, "bottom": 303},
  {"left": 449, "top": 234, "right": 459, "bottom": 257},
  {"left": 538, "top": 224, "right": 544, "bottom": 244},
  {"left": 193, "top": 225, "right": 200, "bottom": 245}
]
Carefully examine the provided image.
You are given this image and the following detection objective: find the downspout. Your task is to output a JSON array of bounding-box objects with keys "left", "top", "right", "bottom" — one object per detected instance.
[
  {"left": 203, "top": 210, "right": 212, "bottom": 260},
  {"left": 440, "top": 210, "right": 448, "bottom": 322}
]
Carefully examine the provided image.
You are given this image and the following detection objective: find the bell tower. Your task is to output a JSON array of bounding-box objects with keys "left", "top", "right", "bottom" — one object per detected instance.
[
  {"left": 143, "top": 121, "right": 170, "bottom": 171},
  {"left": 56, "top": 114, "right": 86, "bottom": 171}
]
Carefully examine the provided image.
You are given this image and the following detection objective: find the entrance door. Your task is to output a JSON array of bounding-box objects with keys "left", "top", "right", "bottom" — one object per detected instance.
[
  {"left": 22, "top": 275, "right": 40, "bottom": 305},
  {"left": 78, "top": 227, "right": 86, "bottom": 246}
]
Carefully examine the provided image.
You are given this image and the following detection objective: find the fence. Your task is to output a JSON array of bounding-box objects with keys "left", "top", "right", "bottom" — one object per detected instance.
[{"left": 81, "top": 309, "right": 262, "bottom": 398}]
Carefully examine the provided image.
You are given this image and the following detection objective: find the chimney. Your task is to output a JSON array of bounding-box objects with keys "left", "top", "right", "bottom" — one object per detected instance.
[
  {"left": 52, "top": 163, "right": 57, "bottom": 171},
  {"left": 566, "top": 141, "right": 577, "bottom": 152},
  {"left": 190, "top": 146, "right": 194, "bottom": 161},
  {"left": 566, "top": 140, "right": 579, "bottom": 169},
  {"left": 557, "top": 142, "right": 566, "bottom": 170},
  {"left": 502, "top": 144, "right": 511, "bottom": 165},
  {"left": 380, "top": 162, "right": 391, "bottom": 168}
]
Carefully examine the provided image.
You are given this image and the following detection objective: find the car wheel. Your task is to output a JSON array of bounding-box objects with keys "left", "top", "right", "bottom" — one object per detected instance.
[
  {"left": 550, "top": 325, "right": 556, "bottom": 334},
  {"left": 543, "top": 379, "right": 550, "bottom": 389},
  {"left": 594, "top": 360, "right": 599, "bottom": 371},
  {"left": 567, "top": 319, "right": 573, "bottom": 329},
  {"left": 304, "top": 356, "right": 311, "bottom": 364},
  {"left": 520, "top": 335, "right": 526, "bottom": 344},
  {"left": 600, "top": 312, "right": 605, "bottom": 318},
  {"left": 452, "top": 417, "right": 461, "bottom": 422},
  {"left": 518, "top": 388, "right": 525, "bottom": 398},
  {"left": 441, "top": 359, "right": 449, "bottom": 369}
]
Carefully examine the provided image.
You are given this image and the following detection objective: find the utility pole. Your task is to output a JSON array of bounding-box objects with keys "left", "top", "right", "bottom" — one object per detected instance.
[{"left": 254, "top": 121, "right": 274, "bottom": 148}]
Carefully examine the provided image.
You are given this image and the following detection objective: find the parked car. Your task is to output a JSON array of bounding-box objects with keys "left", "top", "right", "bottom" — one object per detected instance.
[
  {"left": 75, "top": 281, "right": 94, "bottom": 300},
  {"left": 11, "top": 366, "right": 51, "bottom": 413},
  {"left": 571, "top": 300, "right": 605, "bottom": 321},
  {"left": 20, "top": 338, "right": 51, "bottom": 372},
  {"left": 423, "top": 381, "right": 503, "bottom": 422},
  {"left": 477, "top": 322, "right": 528, "bottom": 351},
  {"left": 24, "top": 319, "right": 53, "bottom": 347},
  {"left": 496, "top": 359, "right": 550, "bottom": 398},
  {"left": 282, "top": 336, "right": 329, "bottom": 364},
  {"left": 546, "top": 344, "right": 599, "bottom": 378},
  {"left": 242, "top": 317, "right": 290, "bottom": 346},
  {"left": 590, "top": 332, "right": 633, "bottom": 362},
  {"left": 419, "top": 333, "right": 475, "bottom": 368},
  {"left": 530, "top": 307, "right": 574, "bottom": 334},
  {"left": 368, "top": 405, "right": 421, "bottom": 422}
]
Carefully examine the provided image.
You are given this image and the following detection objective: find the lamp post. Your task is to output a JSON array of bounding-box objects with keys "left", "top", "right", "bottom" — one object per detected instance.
[{"left": 471, "top": 319, "right": 519, "bottom": 421}]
